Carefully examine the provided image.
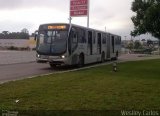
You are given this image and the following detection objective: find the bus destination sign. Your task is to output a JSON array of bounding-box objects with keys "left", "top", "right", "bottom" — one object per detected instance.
[{"left": 48, "top": 25, "right": 66, "bottom": 30}]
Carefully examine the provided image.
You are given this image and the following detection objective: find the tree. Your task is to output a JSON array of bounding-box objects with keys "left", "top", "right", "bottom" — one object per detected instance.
[
  {"left": 0, "top": 30, "right": 29, "bottom": 39},
  {"left": 21, "top": 28, "right": 29, "bottom": 39},
  {"left": 2, "top": 31, "right": 9, "bottom": 39},
  {"left": 134, "top": 40, "right": 142, "bottom": 49},
  {"left": 2, "top": 31, "right": 9, "bottom": 35},
  {"left": 21, "top": 28, "right": 29, "bottom": 34},
  {"left": 131, "top": 0, "right": 160, "bottom": 39},
  {"left": 127, "top": 42, "right": 134, "bottom": 51}
]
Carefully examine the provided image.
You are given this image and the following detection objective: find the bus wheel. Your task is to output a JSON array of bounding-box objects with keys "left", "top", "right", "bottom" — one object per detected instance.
[
  {"left": 101, "top": 52, "right": 105, "bottom": 63},
  {"left": 49, "top": 63, "right": 57, "bottom": 69},
  {"left": 78, "top": 54, "right": 84, "bottom": 67}
]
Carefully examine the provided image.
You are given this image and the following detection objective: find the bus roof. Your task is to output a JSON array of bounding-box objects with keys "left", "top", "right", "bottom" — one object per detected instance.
[{"left": 39, "top": 23, "right": 121, "bottom": 37}]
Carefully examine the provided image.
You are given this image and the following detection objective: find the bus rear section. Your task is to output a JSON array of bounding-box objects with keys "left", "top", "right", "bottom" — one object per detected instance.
[{"left": 109, "top": 34, "right": 121, "bottom": 60}]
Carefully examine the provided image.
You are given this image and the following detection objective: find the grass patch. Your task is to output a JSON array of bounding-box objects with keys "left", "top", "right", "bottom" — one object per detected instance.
[{"left": 0, "top": 59, "right": 160, "bottom": 110}]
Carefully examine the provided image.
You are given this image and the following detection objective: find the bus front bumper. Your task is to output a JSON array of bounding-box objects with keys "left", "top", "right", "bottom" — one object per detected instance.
[{"left": 36, "top": 55, "right": 68, "bottom": 65}]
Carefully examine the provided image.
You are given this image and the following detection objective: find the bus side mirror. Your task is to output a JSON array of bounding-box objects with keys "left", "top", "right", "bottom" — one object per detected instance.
[{"left": 34, "top": 30, "right": 38, "bottom": 41}]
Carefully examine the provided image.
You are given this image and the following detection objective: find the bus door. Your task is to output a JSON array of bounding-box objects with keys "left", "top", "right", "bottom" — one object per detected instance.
[
  {"left": 68, "top": 28, "right": 78, "bottom": 64},
  {"left": 111, "top": 36, "right": 115, "bottom": 54},
  {"left": 68, "top": 28, "right": 78, "bottom": 55},
  {"left": 106, "top": 34, "right": 111, "bottom": 59},
  {"left": 92, "top": 31, "right": 96, "bottom": 54},
  {"left": 88, "top": 31, "right": 93, "bottom": 55},
  {"left": 97, "top": 33, "right": 102, "bottom": 54}
]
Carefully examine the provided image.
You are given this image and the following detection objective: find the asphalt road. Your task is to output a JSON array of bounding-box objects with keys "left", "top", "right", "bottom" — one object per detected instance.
[
  {"left": 0, "top": 51, "right": 35, "bottom": 65},
  {"left": 0, "top": 62, "right": 54, "bottom": 83},
  {"left": 0, "top": 53, "right": 160, "bottom": 84},
  {"left": 0, "top": 51, "right": 73, "bottom": 83}
]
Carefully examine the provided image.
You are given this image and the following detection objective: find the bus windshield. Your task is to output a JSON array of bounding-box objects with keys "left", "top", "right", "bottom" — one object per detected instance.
[{"left": 37, "top": 30, "right": 68, "bottom": 55}]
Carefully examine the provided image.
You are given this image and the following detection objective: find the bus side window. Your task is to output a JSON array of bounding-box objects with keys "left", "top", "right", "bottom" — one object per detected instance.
[
  {"left": 82, "top": 30, "right": 86, "bottom": 43},
  {"left": 72, "top": 32, "right": 78, "bottom": 43},
  {"left": 78, "top": 29, "right": 86, "bottom": 43},
  {"left": 102, "top": 33, "right": 106, "bottom": 44},
  {"left": 71, "top": 28, "right": 78, "bottom": 53}
]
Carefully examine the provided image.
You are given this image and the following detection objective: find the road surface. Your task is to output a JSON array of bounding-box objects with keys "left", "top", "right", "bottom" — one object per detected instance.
[
  {"left": 0, "top": 52, "right": 160, "bottom": 84},
  {"left": 0, "top": 51, "right": 35, "bottom": 65},
  {"left": 0, "top": 62, "right": 55, "bottom": 83}
]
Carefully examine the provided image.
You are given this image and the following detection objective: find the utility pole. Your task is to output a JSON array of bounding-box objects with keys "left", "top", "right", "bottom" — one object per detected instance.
[
  {"left": 69, "top": 17, "right": 72, "bottom": 25},
  {"left": 87, "top": 0, "right": 90, "bottom": 28},
  {"left": 69, "top": 0, "right": 72, "bottom": 26},
  {"left": 124, "top": 36, "right": 127, "bottom": 54}
]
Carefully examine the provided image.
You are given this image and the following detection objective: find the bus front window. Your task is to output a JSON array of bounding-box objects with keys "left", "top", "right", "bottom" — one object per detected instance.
[{"left": 37, "top": 30, "right": 67, "bottom": 55}]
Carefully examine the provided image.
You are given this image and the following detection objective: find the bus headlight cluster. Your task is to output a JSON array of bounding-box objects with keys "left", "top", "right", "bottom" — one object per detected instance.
[
  {"left": 37, "top": 54, "right": 40, "bottom": 58},
  {"left": 61, "top": 55, "right": 66, "bottom": 59}
]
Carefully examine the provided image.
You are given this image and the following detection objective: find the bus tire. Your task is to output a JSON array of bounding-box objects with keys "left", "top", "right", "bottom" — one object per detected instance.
[
  {"left": 78, "top": 54, "right": 84, "bottom": 67},
  {"left": 101, "top": 52, "right": 105, "bottom": 63}
]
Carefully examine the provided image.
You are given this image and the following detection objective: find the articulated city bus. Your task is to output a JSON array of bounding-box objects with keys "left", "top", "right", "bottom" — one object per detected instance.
[{"left": 35, "top": 23, "right": 121, "bottom": 68}]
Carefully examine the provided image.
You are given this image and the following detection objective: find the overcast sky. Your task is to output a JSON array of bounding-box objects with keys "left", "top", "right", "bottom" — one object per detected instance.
[{"left": 0, "top": 0, "right": 154, "bottom": 40}]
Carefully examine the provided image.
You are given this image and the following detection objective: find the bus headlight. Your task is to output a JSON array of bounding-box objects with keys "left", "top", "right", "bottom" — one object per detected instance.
[
  {"left": 37, "top": 54, "right": 40, "bottom": 58},
  {"left": 61, "top": 55, "right": 66, "bottom": 59}
]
